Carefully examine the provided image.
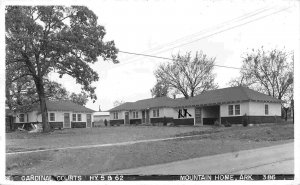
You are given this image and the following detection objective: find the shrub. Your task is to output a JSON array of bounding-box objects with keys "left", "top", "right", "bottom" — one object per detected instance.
[
  {"left": 163, "top": 116, "right": 168, "bottom": 126},
  {"left": 167, "top": 122, "right": 175, "bottom": 126},
  {"left": 223, "top": 121, "right": 232, "bottom": 127},
  {"left": 214, "top": 120, "right": 222, "bottom": 127},
  {"left": 242, "top": 114, "right": 248, "bottom": 127}
]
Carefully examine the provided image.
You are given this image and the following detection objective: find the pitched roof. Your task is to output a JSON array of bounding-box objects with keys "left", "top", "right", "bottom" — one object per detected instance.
[
  {"left": 32, "top": 100, "right": 95, "bottom": 113},
  {"left": 174, "top": 86, "right": 282, "bottom": 107},
  {"left": 109, "top": 86, "right": 282, "bottom": 111},
  {"left": 108, "top": 102, "right": 134, "bottom": 111},
  {"left": 109, "top": 96, "right": 178, "bottom": 111}
]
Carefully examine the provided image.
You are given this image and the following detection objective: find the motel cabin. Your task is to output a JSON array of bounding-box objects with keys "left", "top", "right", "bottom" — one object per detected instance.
[
  {"left": 13, "top": 100, "right": 95, "bottom": 129},
  {"left": 109, "top": 86, "right": 282, "bottom": 126}
]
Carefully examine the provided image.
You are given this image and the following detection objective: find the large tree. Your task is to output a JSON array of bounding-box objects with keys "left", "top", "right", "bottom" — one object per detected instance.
[
  {"left": 150, "top": 80, "right": 169, "bottom": 98},
  {"left": 229, "top": 48, "right": 294, "bottom": 118},
  {"left": 229, "top": 48, "right": 293, "bottom": 101},
  {"left": 6, "top": 77, "right": 68, "bottom": 112},
  {"left": 153, "top": 51, "right": 218, "bottom": 99},
  {"left": 6, "top": 6, "right": 118, "bottom": 132},
  {"left": 6, "top": 77, "right": 89, "bottom": 111}
]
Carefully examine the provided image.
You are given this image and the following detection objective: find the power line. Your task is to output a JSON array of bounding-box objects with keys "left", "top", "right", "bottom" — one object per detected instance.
[
  {"left": 119, "top": 6, "right": 275, "bottom": 63},
  {"left": 113, "top": 6, "right": 291, "bottom": 70},
  {"left": 119, "top": 51, "right": 173, "bottom": 61},
  {"left": 118, "top": 50, "right": 241, "bottom": 69},
  {"left": 154, "top": 6, "right": 291, "bottom": 53}
]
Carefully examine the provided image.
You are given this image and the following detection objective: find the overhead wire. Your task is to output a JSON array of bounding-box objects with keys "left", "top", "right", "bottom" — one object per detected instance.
[
  {"left": 110, "top": 6, "right": 292, "bottom": 70},
  {"left": 118, "top": 50, "right": 241, "bottom": 69},
  {"left": 119, "top": 6, "right": 274, "bottom": 62},
  {"left": 153, "top": 6, "right": 291, "bottom": 55}
]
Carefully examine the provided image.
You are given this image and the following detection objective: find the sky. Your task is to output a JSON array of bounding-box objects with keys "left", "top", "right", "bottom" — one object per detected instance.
[{"left": 3, "top": 0, "right": 299, "bottom": 111}]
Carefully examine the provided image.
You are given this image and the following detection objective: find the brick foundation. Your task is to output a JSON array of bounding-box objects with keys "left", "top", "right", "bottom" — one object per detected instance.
[
  {"left": 221, "top": 116, "right": 282, "bottom": 125},
  {"left": 150, "top": 117, "right": 174, "bottom": 125},
  {"left": 173, "top": 118, "right": 194, "bottom": 126},
  {"left": 71, "top": 122, "right": 86, "bottom": 128},
  {"left": 50, "top": 122, "right": 63, "bottom": 129},
  {"left": 110, "top": 119, "right": 124, "bottom": 126},
  {"left": 130, "top": 119, "right": 142, "bottom": 125}
]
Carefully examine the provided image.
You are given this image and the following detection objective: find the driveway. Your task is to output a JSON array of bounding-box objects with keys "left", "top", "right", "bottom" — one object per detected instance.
[{"left": 109, "top": 142, "right": 294, "bottom": 174}]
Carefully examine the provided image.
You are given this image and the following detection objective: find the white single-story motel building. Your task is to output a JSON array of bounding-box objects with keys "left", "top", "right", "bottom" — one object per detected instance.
[
  {"left": 109, "top": 86, "right": 282, "bottom": 126},
  {"left": 12, "top": 100, "right": 94, "bottom": 129}
]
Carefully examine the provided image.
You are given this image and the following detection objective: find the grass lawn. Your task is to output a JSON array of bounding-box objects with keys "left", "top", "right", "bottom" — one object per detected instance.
[
  {"left": 6, "top": 126, "right": 214, "bottom": 152},
  {"left": 6, "top": 122, "right": 294, "bottom": 175}
]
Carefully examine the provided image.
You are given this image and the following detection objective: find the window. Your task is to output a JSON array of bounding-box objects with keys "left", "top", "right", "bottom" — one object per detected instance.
[
  {"left": 265, "top": 104, "right": 269, "bottom": 115},
  {"left": 235, "top": 105, "right": 240, "bottom": 115},
  {"left": 49, "top": 113, "right": 55, "bottom": 121},
  {"left": 228, "top": 104, "right": 241, "bottom": 115},
  {"left": 113, "top": 112, "right": 118, "bottom": 119},
  {"left": 77, "top": 114, "right": 82, "bottom": 121},
  {"left": 153, "top": 109, "right": 159, "bottom": 117},
  {"left": 133, "top": 111, "right": 138, "bottom": 118},
  {"left": 19, "top": 114, "right": 25, "bottom": 122},
  {"left": 228, "top": 105, "right": 234, "bottom": 115},
  {"left": 72, "top": 114, "right": 76, "bottom": 121}
]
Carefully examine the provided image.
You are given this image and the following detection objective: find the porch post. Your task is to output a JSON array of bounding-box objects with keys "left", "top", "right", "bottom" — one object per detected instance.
[{"left": 219, "top": 105, "right": 221, "bottom": 125}]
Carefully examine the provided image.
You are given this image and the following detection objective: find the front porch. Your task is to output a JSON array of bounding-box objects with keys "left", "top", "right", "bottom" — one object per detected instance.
[{"left": 195, "top": 105, "right": 220, "bottom": 126}]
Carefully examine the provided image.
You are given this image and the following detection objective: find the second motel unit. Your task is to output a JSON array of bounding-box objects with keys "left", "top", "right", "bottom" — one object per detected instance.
[{"left": 109, "top": 86, "right": 282, "bottom": 126}]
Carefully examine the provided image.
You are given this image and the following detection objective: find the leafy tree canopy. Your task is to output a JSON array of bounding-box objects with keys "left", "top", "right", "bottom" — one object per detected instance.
[
  {"left": 6, "top": 78, "right": 89, "bottom": 112},
  {"left": 6, "top": 6, "right": 118, "bottom": 100},
  {"left": 69, "top": 92, "right": 89, "bottom": 106},
  {"left": 151, "top": 80, "right": 169, "bottom": 98},
  {"left": 6, "top": 6, "right": 119, "bottom": 132}
]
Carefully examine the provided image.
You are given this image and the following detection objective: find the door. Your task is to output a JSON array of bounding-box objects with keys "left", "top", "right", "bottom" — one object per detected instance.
[
  {"left": 86, "top": 114, "right": 92, "bottom": 127},
  {"left": 142, "top": 111, "right": 145, "bottom": 123},
  {"left": 145, "top": 110, "right": 150, "bottom": 124},
  {"left": 64, "top": 113, "right": 71, "bottom": 128},
  {"left": 6, "top": 116, "right": 13, "bottom": 132},
  {"left": 125, "top": 112, "right": 129, "bottom": 125},
  {"left": 195, "top": 107, "right": 202, "bottom": 125}
]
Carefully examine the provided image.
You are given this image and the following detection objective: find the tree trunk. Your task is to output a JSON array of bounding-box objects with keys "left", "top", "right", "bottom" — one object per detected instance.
[
  {"left": 292, "top": 99, "right": 294, "bottom": 123},
  {"left": 5, "top": 83, "right": 12, "bottom": 109},
  {"left": 35, "top": 77, "right": 51, "bottom": 132},
  {"left": 284, "top": 108, "right": 288, "bottom": 122}
]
